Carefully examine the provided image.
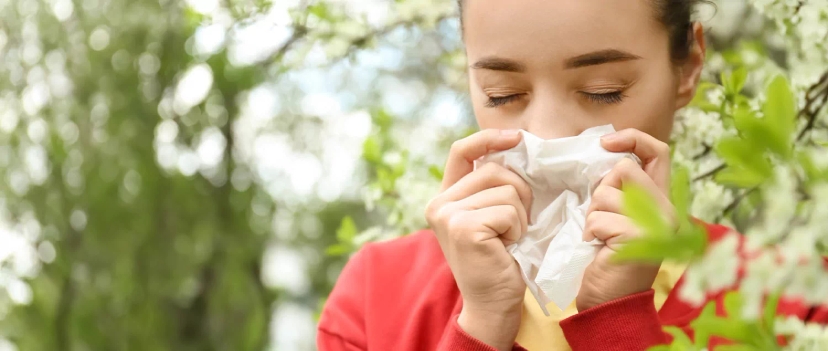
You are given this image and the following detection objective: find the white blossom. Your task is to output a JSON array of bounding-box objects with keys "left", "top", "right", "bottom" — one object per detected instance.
[{"left": 679, "top": 231, "right": 740, "bottom": 306}]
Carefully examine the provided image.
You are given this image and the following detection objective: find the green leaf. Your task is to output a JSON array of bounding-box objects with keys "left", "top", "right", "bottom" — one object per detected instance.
[
  {"left": 615, "top": 178, "right": 707, "bottom": 262},
  {"left": 374, "top": 109, "right": 394, "bottom": 130},
  {"left": 763, "top": 292, "right": 781, "bottom": 334},
  {"left": 723, "top": 67, "right": 748, "bottom": 96},
  {"left": 663, "top": 326, "right": 693, "bottom": 346},
  {"left": 724, "top": 291, "right": 744, "bottom": 316},
  {"left": 722, "top": 49, "right": 743, "bottom": 66},
  {"left": 715, "top": 137, "right": 772, "bottom": 176},
  {"left": 762, "top": 75, "right": 796, "bottom": 158},
  {"left": 622, "top": 184, "right": 671, "bottom": 237},
  {"left": 797, "top": 151, "right": 825, "bottom": 183},
  {"left": 670, "top": 166, "right": 691, "bottom": 220},
  {"left": 692, "top": 302, "right": 718, "bottom": 347},
  {"left": 377, "top": 167, "right": 395, "bottom": 192},
  {"left": 429, "top": 165, "right": 444, "bottom": 181},
  {"left": 714, "top": 167, "right": 766, "bottom": 188},
  {"left": 336, "top": 216, "right": 357, "bottom": 243},
  {"left": 693, "top": 317, "right": 755, "bottom": 344},
  {"left": 325, "top": 244, "right": 350, "bottom": 256},
  {"left": 690, "top": 82, "right": 723, "bottom": 112},
  {"left": 307, "top": 3, "right": 331, "bottom": 21},
  {"left": 614, "top": 225, "right": 706, "bottom": 262},
  {"left": 362, "top": 135, "right": 382, "bottom": 164},
  {"left": 715, "top": 345, "right": 760, "bottom": 351},
  {"left": 613, "top": 237, "right": 676, "bottom": 262},
  {"left": 732, "top": 105, "right": 765, "bottom": 142}
]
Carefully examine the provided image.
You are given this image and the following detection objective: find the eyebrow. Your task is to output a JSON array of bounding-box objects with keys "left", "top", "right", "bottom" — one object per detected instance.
[
  {"left": 564, "top": 49, "right": 641, "bottom": 69},
  {"left": 470, "top": 57, "right": 526, "bottom": 72}
]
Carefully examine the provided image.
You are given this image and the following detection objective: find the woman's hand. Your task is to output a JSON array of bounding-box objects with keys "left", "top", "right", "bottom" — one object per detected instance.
[
  {"left": 425, "top": 129, "right": 532, "bottom": 351},
  {"left": 576, "top": 128, "right": 675, "bottom": 312}
]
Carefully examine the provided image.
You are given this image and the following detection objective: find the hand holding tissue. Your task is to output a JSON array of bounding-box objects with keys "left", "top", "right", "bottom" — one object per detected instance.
[{"left": 475, "top": 125, "right": 672, "bottom": 315}]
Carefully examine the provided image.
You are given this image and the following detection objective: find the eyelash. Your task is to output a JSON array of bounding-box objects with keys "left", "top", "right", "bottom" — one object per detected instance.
[
  {"left": 485, "top": 91, "right": 626, "bottom": 108},
  {"left": 581, "top": 91, "right": 626, "bottom": 105},
  {"left": 485, "top": 94, "right": 523, "bottom": 108}
]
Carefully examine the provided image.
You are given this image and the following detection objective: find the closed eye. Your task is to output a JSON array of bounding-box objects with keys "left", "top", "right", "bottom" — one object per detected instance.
[
  {"left": 580, "top": 91, "right": 625, "bottom": 105},
  {"left": 485, "top": 94, "right": 524, "bottom": 108}
]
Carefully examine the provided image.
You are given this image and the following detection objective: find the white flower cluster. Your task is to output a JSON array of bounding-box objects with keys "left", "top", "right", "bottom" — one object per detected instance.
[
  {"left": 776, "top": 316, "right": 828, "bottom": 350},
  {"left": 751, "top": 0, "right": 828, "bottom": 89},
  {"left": 679, "top": 231, "right": 741, "bottom": 306},
  {"left": 689, "top": 179, "right": 733, "bottom": 223},
  {"left": 392, "top": 169, "right": 441, "bottom": 232},
  {"left": 745, "top": 165, "right": 798, "bottom": 247},
  {"left": 389, "top": 0, "right": 455, "bottom": 28},
  {"left": 670, "top": 3, "right": 828, "bottom": 345}
]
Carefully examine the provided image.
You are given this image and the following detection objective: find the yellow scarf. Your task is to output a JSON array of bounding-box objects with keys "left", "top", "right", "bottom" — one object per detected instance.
[{"left": 515, "top": 261, "right": 687, "bottom": 351}]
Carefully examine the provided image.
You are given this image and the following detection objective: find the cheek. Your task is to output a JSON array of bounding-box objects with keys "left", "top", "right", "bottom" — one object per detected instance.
[{"left": 614, "top": 67, "right": 680, "bottom": 141}]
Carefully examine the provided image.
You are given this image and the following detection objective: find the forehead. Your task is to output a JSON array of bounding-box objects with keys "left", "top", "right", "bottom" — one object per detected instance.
[{"left": 463, "top": 0, "right": 669, "bottom": 64}]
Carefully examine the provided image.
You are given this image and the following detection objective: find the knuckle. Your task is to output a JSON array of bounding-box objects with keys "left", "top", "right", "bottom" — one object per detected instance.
[
  {"left": 449, "top": 139, "right": 466, "bottom": 155},
  {"left": 593, "top": 184, "right": 607, "bottom": 198},
  {"left": 427, "top": 200, "right": 455, "bottom": 228},
  {"left": 516, "top": 179, "right": 532, "bottom": 200},
  {"left": 605, "top": 167, "right": 621, "bottom": 182},
  {"left": 591, "top": 189, "right": 609, "bottom": 209},
  {"left": 584, "top": 212, "right": 597, "bottom": 231},
  {"left": 446, "top": 212, "right": 466, "bottom": 237},
  {"left": 478, "top": 162, "right": 502, "bottom": 178},
  {"left": 424, "top": 198, "right": 441, "bottom": 223},
  {"left": 503, "top": 184, "right": 520, "bottom": 200},
  {"left": 618, "top": 157, "right": 638, "bottom": 170},
  {"left": 655, "top": 142, "right": 670, "bottom": 156},
  {"left": 436, "top": 204, "right": 457, "bottom": 226},
  {"left": 505, "top": 204, "right": 520, "bottom": 219}
]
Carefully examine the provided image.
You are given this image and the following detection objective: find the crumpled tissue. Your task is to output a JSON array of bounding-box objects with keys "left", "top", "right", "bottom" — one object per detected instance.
[{"left": 475, "top": 125, "right": 640, "bottom": 315}]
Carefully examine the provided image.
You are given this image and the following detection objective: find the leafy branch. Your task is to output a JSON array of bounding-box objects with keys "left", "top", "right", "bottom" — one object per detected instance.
[{"left": 796, "top": 70, "right": 828, "bottom": 141}]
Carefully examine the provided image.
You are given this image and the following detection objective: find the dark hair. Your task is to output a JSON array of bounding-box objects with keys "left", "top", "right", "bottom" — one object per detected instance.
[{"left": 457, "top": 0, "right": 707, "bottom": 63}]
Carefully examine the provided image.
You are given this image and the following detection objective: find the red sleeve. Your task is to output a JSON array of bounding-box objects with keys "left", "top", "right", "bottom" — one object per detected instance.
[
  {"left": 807, "top": 306, "right": 828, "bottom": 323},
  {"left": 437, "top": 316, "right": 528, "bottom": 351},
  {"left": 560, "top": 289, "right": 668, "bottom": 350},
  {"left": 317, "top": 244, "right": 527, "bottom": 351},
  {"left": 317, "top": 247, "right": 371, "bottom": 351}
]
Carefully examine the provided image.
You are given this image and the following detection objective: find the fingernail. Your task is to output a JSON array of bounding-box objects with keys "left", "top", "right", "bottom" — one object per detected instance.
[
  {"left": 601, "top": 132, "right": 618, "bottom": 142},
  {"left": 500, "top": 129, "right": 520, "bottom": 136}
]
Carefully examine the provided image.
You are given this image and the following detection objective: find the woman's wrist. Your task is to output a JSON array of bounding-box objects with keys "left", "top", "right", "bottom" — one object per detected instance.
[{"left": 457, "top": 304, "right": 522, "bottom": 351}]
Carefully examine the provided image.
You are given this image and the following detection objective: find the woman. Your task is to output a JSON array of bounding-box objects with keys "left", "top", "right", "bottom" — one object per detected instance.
[{"left": 317, "top": 1, "right": 828, "bottom": 350}]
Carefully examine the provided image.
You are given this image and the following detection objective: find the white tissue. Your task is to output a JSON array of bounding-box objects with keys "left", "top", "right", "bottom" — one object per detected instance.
[{"left": 475, "top": 125, "right": 640, "bottom": 315}]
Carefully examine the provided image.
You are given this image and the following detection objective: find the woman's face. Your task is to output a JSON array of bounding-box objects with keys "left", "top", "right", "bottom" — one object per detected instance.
[{"left": 463, "top": 0, "right": 705, "bottom": 141}]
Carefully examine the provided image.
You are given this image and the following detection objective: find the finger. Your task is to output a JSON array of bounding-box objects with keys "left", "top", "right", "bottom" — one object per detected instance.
[
  {"left": 600, "top": 128, "right": 670, "bottom": 191},
  {"left": 442, "top": 162, "right": 533, "bottom": 214},
  {"left": 582, "top": 210, "right": 639, "bottom": 249},
  {"left": 601, "top": 158, "right": 665, "bottom": 199},
  {"left": 454, "top": 185, "right": 529, "bottom": 234},
  {"left": 442, "top": 129, "right": 522, "bottom": 191},
  {"left": 450, "top": 205, "right": 523, "bottom": 247},
  {"left": 587, "top": 185, "right": 623, "bottom": 215}
]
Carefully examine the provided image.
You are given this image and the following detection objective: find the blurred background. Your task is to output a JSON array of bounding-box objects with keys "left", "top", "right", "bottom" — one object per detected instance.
[{"left": 0, "top": 0, "right": 810, "bottom": 350}]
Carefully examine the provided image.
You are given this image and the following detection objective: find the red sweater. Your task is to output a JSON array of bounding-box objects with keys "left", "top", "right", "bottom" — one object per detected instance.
[{"left": 317, "top": 223, "right": 828, "bottom": 350}]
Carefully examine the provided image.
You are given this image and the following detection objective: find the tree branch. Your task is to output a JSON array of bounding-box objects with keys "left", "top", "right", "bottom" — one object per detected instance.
[
  {"left": 796, "top": 70, "right": 828, "bottom": 141},
  {"left": 692, "top": 143, "right": 712, "bottom": 160},
  {"left": 264, "top": 12, "right": 454, "bottom": 67},
  {"left": 270, "top": 25, "right": 309, "bottom": 63},
  {"left": 693, "top": 163, "right": 726, "bottom": 182},
  {"left": 715, "top": 186, "right": 758, "bottom": 223}
]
